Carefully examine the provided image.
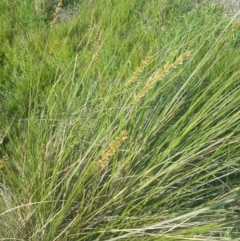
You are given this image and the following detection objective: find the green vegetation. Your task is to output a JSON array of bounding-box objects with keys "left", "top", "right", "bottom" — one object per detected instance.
[{"left": 1, "top": 0, "right": 240, "bottom": 240}]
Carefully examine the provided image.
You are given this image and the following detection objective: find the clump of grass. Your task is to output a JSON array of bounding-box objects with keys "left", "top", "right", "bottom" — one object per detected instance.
[{"left": 1, "top": 0, "right": 240, "bottom": 240}]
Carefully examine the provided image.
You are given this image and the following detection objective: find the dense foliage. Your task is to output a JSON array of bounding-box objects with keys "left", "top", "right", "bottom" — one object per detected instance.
[{"left": 1, "top": 0, "right": 240, "bottom": 240}]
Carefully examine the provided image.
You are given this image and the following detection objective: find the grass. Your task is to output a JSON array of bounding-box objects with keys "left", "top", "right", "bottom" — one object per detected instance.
[{"left": 1, "top": 0, "right": 240, "bottom": 240}]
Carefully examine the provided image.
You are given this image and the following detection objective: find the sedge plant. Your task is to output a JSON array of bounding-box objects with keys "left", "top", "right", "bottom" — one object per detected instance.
[{"left": 1, "top": 0, "right": 240, "bottom": 240}]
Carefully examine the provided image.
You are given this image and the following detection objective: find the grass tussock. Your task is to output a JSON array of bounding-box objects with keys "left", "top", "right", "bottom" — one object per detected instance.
[{"left": 1, "top": 0, "right": 240, "bottom": 240}]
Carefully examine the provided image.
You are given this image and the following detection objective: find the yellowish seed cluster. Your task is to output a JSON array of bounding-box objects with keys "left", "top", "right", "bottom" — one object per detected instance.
[
  {"left": 51, "top": 0, "right": 63, "bottom": 25},
  {"left": 126, "top": 49, "right": 153, "bottom": 87},
  {"left": 0, "top": 155, "right": 8, "bottom": 169},
  {"left": 94, "top": 130, "right": 128, "bottom": 170},
  {"left": 49, "top": 40, "right": 59, "bottom": 55},
  {"left": 76, "top": 9, "right": 96, "bottom": 50},
  {"left": 134, "top": 50, "right": 192, "bottom": 102},
  {"left": 229, "top": 19, "right": 240, "bottom": 34}
]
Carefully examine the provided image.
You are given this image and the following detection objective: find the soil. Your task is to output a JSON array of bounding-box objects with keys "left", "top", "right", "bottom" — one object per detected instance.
[{"left": 210, "top": 0, "right": 240, "bottom": 15}]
